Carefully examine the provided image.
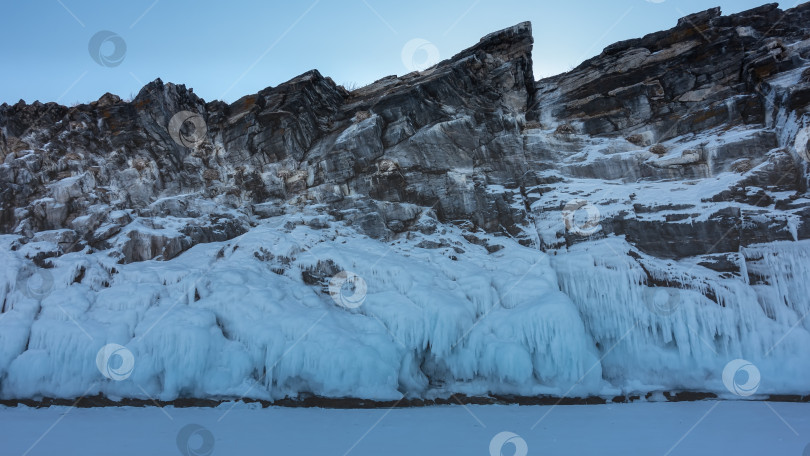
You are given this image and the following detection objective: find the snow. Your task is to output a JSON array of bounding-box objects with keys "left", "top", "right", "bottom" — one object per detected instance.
[
  {"left": 522, "top": 119, "right": 808, "bottom": 252},
  {"left": 2, "top": 211, "right": 810, "bottom": 402},
  {"left": 2, "top": 401, "right": 808, "bottom": 455}
]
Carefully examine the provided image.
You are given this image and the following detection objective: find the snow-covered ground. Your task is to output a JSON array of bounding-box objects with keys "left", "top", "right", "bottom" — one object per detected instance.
[{"left": 3, "top": 401, "right": 808, "bottom": 455}]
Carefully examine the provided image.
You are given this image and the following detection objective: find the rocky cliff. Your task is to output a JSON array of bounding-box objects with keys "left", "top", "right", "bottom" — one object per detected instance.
[{"left": 1, "top": 4, "right": 809, "bottom": 402}]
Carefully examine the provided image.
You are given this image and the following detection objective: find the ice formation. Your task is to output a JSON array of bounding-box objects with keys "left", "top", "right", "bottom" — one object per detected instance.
[{"left": 2, "top": 213, "right": 809, "bottom": 401}]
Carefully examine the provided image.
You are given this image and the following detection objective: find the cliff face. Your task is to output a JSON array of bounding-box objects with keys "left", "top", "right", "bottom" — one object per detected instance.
[
  {"left": 2, "top": 6, "right": 808, "bottom": 262},
  {"left": 0, "top": 21, "right": 536, "bottom": 254},
  {"left": 529, "top": 3, "right": 810, "bottom": 260},
  {"left": 0, "top": 4, "right": 809, "bottom": 401},
  {"left": 533, "top": 3, "right": 810, "bottom": 138}
]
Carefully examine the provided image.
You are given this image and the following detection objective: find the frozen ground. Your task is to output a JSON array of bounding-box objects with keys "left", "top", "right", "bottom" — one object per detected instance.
[{"left": 2, "top": 401, "right": 808, "bottom": 455}]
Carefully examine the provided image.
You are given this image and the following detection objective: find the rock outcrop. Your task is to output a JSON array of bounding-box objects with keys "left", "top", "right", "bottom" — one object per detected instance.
[
  {"left": 1, "top": 21, "right": 536, "bottom": 259},
  {"left": 3, "top": 7, "right": 809, "bottom": 265},
  {"left": 524, "top": 2, "right": 810, "bottom": 270}
]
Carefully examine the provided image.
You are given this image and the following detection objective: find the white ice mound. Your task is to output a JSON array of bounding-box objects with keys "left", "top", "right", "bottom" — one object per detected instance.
[
  {"left": 0, "top": 215, "right": 600, "bottom": 401},
  {"left": 1, "top": 214, "right": 809, "bottom": 401}
]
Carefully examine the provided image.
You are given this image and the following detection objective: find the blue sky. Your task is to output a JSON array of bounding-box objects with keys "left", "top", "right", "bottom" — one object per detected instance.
[{"left": 0, "top": 0, "right": 785, "bottom": 105}]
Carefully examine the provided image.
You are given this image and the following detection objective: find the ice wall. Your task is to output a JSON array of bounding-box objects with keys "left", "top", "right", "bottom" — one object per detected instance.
[
  {"left": 1, "top": 216, "right": 809, "bottom": 401},
  {"left": 0, "top": 218, "right": 600, "bottom": 401},
  {"left": 553, "top": 238, "right": 810, "bottom": 395}
]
